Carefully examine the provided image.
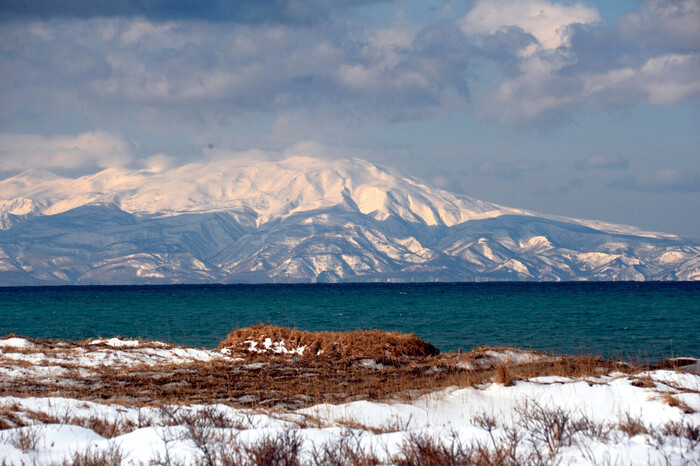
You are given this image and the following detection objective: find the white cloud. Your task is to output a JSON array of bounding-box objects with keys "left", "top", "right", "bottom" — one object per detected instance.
[
  {"left": 479, "top": 47, "right": 700, "bottom": 125},
  {"left": 620, "top": 0, "right": 700, "bottom": 52},
  {"left": 0, "top": 131, "right": 133, "bottom": 173},
  {"left": 484, "top": 53, "right": 577, "bottom": 122},
  {"left": 608, "top": 168, "right": 700, "bottom": 192},
  {"left": 583, "top": 53, "right": 700, "bottom": 105},
  {"left": 139, "top": 153, "right": 177, "bottom": 173},
  {"left": 1, "top": 1, "right": 697, "bottom": 138},
  {"left": 461, "top": 0, "right": 600, "bottom": 51},
  {"left": 475, "top": 159, "right": 546, "bottom": 179},
  {"left": 462, "top": 0, "right": 700, "bottom": 125},
  {"left": 120, "top": 19, "right": 175, "bottom": 45},
  {"left": 575, "top": 155, "right": 629, "bottom": 171}
]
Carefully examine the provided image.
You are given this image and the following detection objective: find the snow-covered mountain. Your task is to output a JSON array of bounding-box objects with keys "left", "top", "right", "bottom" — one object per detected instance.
[{"left": 0, "top": 156, "right": 697, "bottom": 284}]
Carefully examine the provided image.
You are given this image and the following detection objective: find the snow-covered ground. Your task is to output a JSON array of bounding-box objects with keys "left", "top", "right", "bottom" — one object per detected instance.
[{"left": 1, "top": 336, "right": 698, "bottom": 465}]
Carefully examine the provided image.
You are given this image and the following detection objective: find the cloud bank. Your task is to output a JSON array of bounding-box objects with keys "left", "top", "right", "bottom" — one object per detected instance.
[
  {"left": 575, "top": 155, "right": 629, "bottom": 171},
  {"left": 0, "top": 131, "right": 132, "bottom": 173},
  {"left": 1, "top": 0, "right": 698, "bottom": 141},
  {"left": 0, "top": 0, "right": 383, "bottom": 25},
  {"left": 608, "top": 169, "right": 700, "bottom": 193}
]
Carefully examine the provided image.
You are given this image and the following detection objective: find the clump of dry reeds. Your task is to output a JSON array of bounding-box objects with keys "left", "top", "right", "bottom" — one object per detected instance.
[
  {"left": 493, "top": 364, "right": 515, "bottom": 386},
  {"left": 217, "top": 324, "right": 439, "bottom": 360}
]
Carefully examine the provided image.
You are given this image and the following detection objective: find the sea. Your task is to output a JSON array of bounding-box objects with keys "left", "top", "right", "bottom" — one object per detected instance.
[{"left": 1, "top": 282, "right": 698, "bottom": 360}]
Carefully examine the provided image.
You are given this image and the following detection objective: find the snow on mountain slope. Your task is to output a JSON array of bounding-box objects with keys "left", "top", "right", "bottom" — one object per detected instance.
[
  {"left": 0, "top": 157, "right": 518, "bottom": 227},
  {"left": 0, "top": 157, "right": 673, "bottom": 237},
  {"left": 0, "top": 156, "right": 697, "bottom": 284}
]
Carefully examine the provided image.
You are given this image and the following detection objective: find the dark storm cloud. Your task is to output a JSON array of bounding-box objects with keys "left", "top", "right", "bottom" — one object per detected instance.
[{"left": 0, "top": 0, "right": 384, "bottom": 25}]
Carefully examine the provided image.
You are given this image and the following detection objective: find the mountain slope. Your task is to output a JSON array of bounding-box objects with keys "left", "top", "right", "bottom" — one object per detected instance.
[{"left": 0, "top": 157, "right": 697, "bottom": 284}]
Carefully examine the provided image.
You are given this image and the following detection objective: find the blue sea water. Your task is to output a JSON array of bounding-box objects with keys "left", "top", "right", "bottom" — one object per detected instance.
[{"left": 0, "top": 282, "right": 698, "bottom": 359}]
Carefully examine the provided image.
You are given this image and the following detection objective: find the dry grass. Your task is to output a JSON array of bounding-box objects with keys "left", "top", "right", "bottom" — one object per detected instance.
[
  {"left": 0, "top": 354, "right": 627, "bottom": 411},
  {"left": 310, "top": 430, "right": 380, "bottom": 466},
  {"left": 3, "top": 396, "right": 698, "bottom": 465},
  {"left": 630, "top": 374, "right": 655, "bottom": 388},
  {"left": 661, "top": 393, "right": 695, "bottom": 414},
  {"left": 218, "top": 324, "right": 439, "bottom": 361},
  {"left": 0, "top": 326, "right": 646, "bottom": 411},
  {"left": 617, "top": 413, "right": 649, "bottom": 437},
  {"left": 0, "top": 403, "right": 25, "bottom": 430},
  {"left": 60, "top": 443, "right": 124, "bottom": 466},
  {"left": 0, "top": 426, "right": 43, "bottom": 452},
  {"left": 493, "top": 364, "right": 515, "bottom": 386}
]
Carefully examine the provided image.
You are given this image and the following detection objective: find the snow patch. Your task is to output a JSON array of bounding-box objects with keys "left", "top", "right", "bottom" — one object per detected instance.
[
  {"left": 89, "top": 338, "right": 141, "bottom": 348},
  {"left": 0, "top": 338, "right": 35, "bottom": 349}
]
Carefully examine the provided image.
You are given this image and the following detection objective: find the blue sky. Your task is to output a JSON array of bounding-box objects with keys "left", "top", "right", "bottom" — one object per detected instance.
[{"left": 0, "top": 0, "right": 698, "bottom": 237}]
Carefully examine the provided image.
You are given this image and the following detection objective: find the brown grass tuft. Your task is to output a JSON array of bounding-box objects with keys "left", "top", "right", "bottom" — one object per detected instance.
[
  {"left": 618, "top": 414, "right": 649, "bottom": 437},
  {"left": 661, "top": 393, "right": 695, "bottom": 414},
  {"left": 493, "top": 364, "right": 515, "bottom": 386},
  {"left": 218, "top": 324, "right": 439, "bottom": 360},
  {"left": 395, "top": 432, "right": 473, "bottom": 466},
  {"left": 630, "top": 374, "right": 655, "bottom": 388},
  {"left": 63, "top": 443, "right": 124, "bottom": 466}
]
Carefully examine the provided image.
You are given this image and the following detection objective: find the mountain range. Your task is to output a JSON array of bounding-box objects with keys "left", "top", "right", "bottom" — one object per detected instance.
[{"left": 0, "top": 156, "right": 697, "bottom": 284}]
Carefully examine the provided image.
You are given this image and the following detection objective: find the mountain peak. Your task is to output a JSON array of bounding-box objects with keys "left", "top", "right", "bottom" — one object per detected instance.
[
  {"left": 11, "top": 168, "right": 62, "bottom": 181},
  {"left": 0, "top": 155, "right": 697, "bottom": 283},
  {"left": 0, "top": 157, "right": 680, "bottom": 239}
]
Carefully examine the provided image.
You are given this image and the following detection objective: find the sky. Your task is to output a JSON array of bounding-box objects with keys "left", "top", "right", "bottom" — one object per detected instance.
[{"left": 0, "top": 0, "right": 698, "bottom": 237}]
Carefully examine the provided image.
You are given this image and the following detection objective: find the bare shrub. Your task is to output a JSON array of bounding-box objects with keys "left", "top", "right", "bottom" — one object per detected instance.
[
  {"left": 2, "top": 426, "right": 44, "bottom": 452},
  {"left": 65, "top": 442, "right": 124, "bottom": 466},
  {"left": 311, "top": 429, "right": 379, "bottom": 466},
  {"left": 337, "top": 415, "right": 412, "bottom": 434},
  {"left": 473, "top": 413, "right": 544, "bottom": 465},
  {"left": 240, "top": 428, "right": 303, "bottom": 466},
  {"left": 572, "top": 415, "right": 612, "bottom": 442},
  {"left": 74, "top": 416, "right": 135, "bottom": 438},
  {"left": 473, "top": 413, "right": 499, "bottom": 446},
  {"left": 516, "top": 399, "right": 579, "bottom": 458},
  {"left": 661, "top": 421, "right": 700, "bottom": 447},
  {"left": 394, "top": 431, "right": 532, "bottom": 466},
  {"left": 160, "top": 406, "right": 301, "bottom": 466},
  {"left": 617, "top": 413, "right": 648, "bottom": 437},
  {"left": 157, "top": 406, "right": 234, "bottom": 466},
  {"left": 395, "top": 432, "right": 471, "bottom": 466},
  {"left": 159, "top": 406, "right": 244, "bottom": 430}
]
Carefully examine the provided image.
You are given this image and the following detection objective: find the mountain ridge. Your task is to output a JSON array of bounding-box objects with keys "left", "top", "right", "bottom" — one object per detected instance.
[{"left": 0, "top": 156, "right": 697, "bottom": 284}]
